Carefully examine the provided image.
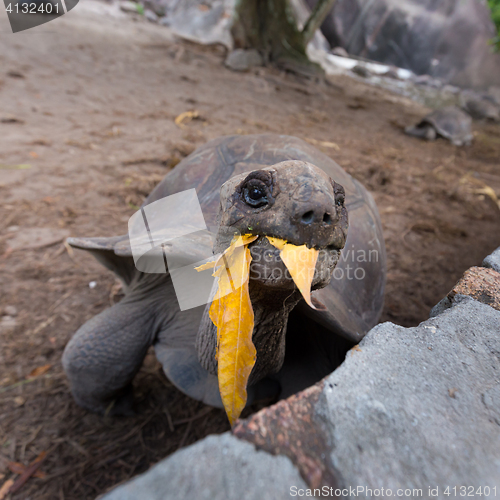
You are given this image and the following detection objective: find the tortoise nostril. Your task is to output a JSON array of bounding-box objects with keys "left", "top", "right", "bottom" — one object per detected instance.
[
  {"left": 301, "top": 211, "right": 315, "bottom": 224},
  {"left": 323, "top": 213, "right": 331, "bottom": 224}
]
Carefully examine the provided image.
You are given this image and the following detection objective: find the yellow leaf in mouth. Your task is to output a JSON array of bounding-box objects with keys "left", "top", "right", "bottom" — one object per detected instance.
[
  {"left": 195, "top": 234, "right": 258, "bottom": 273},
  {"left": 209, "top": 243, "right": 255, "bottom": 426},
  {"left": 267, "top": 237, "right": 319, "bottom": 309},
  {"left": 194, "top": 260, "right": 218, "bottom": 272},
  {"left": 195, "top": 233, "right": 317, "bottom": 424},
  {"left": 196, "top": 234, "right": 257, "bottom": 426},
  {"left": 266, "top": 236, "right": 286, "bottom": 251}
]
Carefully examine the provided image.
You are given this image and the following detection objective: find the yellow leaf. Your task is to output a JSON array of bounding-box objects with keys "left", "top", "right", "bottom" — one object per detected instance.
[
  {"left": 209, "top": 239, "right": 256, "bottom": 426},
  {"left": 267, "top": 237, "right": 319, "bottom": 309},
  {"left": 194, "top": 260, "right": 216, "bottom": 272},
  {"left": 213, "top": 234, "right": 258, "bottom": 271},
  {"left": 266, "top": 236, "right": 286, "bottom": 251},
  {"left": 195, "top": 234, "right": 258, "bottom": 274}
]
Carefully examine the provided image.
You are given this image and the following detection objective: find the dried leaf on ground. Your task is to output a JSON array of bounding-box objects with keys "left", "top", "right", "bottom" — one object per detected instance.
[
  {"left": 28, "top": 364, "right": 52, "bottom": 378},
  {"left": 473, "top": 187, "right": 500, "bottom": 210},
  {"left": 174, "top": 110, "right": 200, "bottom": 129},
  {"left": 7, "top": 462, "right": 45, "bottom": 479},
  {"left": 305, "top": 138, "right": 340, "bottom": 150},
  {"left": 9, "top": 451, "right": 46, "bottom": 495}
]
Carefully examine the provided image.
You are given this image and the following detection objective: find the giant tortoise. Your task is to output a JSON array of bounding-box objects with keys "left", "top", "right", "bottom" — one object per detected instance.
[
  {"left": 63, "top": 134, "right": 386, "bottom": 421},
  {"left": 405, "top": 106, "right": 473, "bottom": 146}
]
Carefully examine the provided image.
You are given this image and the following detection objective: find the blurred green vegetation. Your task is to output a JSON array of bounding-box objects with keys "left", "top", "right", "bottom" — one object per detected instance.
[{"left": 488, "top": 0, "right": 500, "bottom": 49}]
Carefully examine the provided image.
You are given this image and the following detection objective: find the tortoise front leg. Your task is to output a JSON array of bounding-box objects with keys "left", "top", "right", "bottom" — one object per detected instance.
[{"left": 62, "top": 274, "right": 172, "bottom": 415}]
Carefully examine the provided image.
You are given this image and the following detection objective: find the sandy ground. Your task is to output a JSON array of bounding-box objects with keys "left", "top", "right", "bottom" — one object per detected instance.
[{"left": 0, "top": 2, "right": 499, "bottom": 498}]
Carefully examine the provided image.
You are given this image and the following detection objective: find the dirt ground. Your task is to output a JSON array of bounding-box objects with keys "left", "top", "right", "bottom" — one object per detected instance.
[{"left": 0, "top": 2, "right": 499, "bottom": 498}]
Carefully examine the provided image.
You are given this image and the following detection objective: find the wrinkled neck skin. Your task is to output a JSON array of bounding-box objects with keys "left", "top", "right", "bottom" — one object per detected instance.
[
  {"left": 247, "top": 283, "right": 303, "bottom": 384},
  {"left": 196, "top": 281, "right": 303, "bottom": 386}
]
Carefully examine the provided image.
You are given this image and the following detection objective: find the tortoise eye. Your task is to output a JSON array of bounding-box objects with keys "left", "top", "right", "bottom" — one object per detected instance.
[
  {"left": 242, "top": 180, "right": 269, "bottom": 208},
  {"left": 336, "top": 194, "right": 345, "bottom": 207}
]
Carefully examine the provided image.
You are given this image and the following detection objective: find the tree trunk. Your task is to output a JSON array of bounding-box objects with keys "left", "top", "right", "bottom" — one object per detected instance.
[
  {"left": 231, "top": 0, "right": 336, "bottom": 73},
  {"left": 231, "top": 0, "right": 308, "bottom": 68}
]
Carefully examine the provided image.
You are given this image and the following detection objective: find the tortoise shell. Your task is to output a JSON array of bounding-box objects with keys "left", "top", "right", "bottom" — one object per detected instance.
[{"left": 413, "top": 107, "right": 473, "bottom": 146}]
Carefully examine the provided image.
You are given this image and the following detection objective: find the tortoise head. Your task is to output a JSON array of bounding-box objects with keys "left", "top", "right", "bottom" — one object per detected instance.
[
  {"left": 215, "top": 160, "right": 348, "bottom": 292},
  {"left": 197, "top": 160, "right": 349, "bottom": 401}
]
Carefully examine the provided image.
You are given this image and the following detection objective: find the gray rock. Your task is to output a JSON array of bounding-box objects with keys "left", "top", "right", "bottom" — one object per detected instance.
[
  {"left": 316, "top": 297, "right": 500, "bottom": 492},
  {"left": 144, "top": 9, "right": 158, "bottom": 22},
  {"left": 141, "top": 0, "right": 175, "bottom": 17},
  {"left": 483, "top": 247, "right": 500, "bottom": 273},
  {"left": 412, "top": 74, "right": 443, "bottom": 88},
  {"left": 331, "top": 46, "right": 349, "bottom": 58},
  {"left": 119, "top": 1, "right": 139, "bottom": 14},
  {"left": 100, "top": 434, "right": 308, "bottom": 500},
  {"left": 351, "top": 65, "right": 372, "bottom": 78},
  {"left": 383, "top": 66, "right": 401, "bottom": 80},
  {"left": 160, "top": 0, "right": 235, "bottom": 49},
  {"left": 307, "top": 0, "right": 500, "bottom": 89},
  {"left": 488, "top": 86, "right": 500, "bottom": 106},
  {"left": 442, "top": 84, "right": 460, "bottom": 95},
  {"left": 460, "top": 90, "right": 500, "bottom": 122},
  {"left": 318, "top": 297, "right": 500, "bottom": 491},
  {"left": 158, "top": 16, "right": 170, "bottom": 26},
  {"left": 429, "top": 294, "right": 455, "bottom": 318},
  {"left": 224, "top": 49, "right": 263, "bottom": 72}
]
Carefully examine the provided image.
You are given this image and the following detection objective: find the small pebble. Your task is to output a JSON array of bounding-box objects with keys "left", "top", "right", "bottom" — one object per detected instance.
[
  {"left": 14, "top": 396, "right": 25, "bottom": 407},
  {"left": 352, "top": 65, "right": 372, "bottom": 78},
  {"left": 119, "top": 0, "right": 139, "bottom": 13},
  {"left": 331, "top": 46, "right": 349, "bottom": 57},
  {"left": 89, "top": 281, "right": 97, "bottom": 289},
  {"left": 144, "top": 9, "right": 158, "bottom": 22},
  {"left": 4, "top": 305, "right": 18, "bottom": 316},
  {"left": 0, "top": 316, "right": 17, "bottom": 332},
  {"left": 225, "top": 49, "right": 263, "bottom": 72}
]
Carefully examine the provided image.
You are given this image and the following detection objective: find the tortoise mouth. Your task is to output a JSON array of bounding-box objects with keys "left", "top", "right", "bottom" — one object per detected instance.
[
  {"left": 247, "top": 236, "right": 340, "bottom": 290},
  {"left": 247, "top": 234, "right": 343, "bottom": 252}
]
